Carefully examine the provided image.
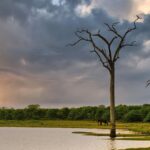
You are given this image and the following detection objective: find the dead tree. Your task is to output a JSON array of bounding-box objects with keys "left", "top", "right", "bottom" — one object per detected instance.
[
  {"left": 146, "top": 80, "right": 150, "bottom": 87},
  {"left": 69, "top": 16, "right": 140, "bottom": 138}
]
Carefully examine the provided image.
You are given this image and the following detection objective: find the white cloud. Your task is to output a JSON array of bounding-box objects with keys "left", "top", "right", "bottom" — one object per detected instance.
[
  {"left": 137, "top": 57, "right": 150, "bottom": 71},
  {"left": 125, "top": 53, "right": 150, "bottom": 72},
  {"left": 51, "top": 0, "right": 66, "bottom": 6},
  {"left": 75, "top": 1, "right": 94, "bottom": 17},
  {"left": 75, "top": 0, "right": 150, "bottom": 21},
  {"left": 20, "top": 58, "right": 28, "bottom": 66},
  {"left": 143, "top": 40, "right": 150, "bottom": 53},
  {"left": 134, "top": 0, "right": 150, "bottom": 14}
]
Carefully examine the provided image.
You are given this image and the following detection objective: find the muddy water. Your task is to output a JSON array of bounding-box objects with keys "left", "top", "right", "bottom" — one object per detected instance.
[{"left": 0, "top": 128, "right": 149, "bottom": 150}]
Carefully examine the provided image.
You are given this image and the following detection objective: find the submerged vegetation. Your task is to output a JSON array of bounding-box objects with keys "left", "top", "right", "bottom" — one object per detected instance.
[{"left": 73, "top": 131, "right": 150, "bottom": 141}]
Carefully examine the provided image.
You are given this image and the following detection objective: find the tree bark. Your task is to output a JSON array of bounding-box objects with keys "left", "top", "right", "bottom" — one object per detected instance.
[{"left": 110, "top": 63, "right": 116, "bottom": 138}]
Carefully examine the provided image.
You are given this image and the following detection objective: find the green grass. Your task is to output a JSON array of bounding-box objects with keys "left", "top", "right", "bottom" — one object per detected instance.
[
  {"left": 0, "top": 120, "right": 102, "bottom": 128},
  {"left": 124, "top": 123, "right": 150, "bottom": 135},
  {"left": 72, "top": 131, "right": 150, "bottom": 141},
  {"left": 0, "top": 120, "right": 149, "bottom": 135},
  {"left": 73, "top": 131, "right": 146, "bottom": 137},
  {"left": 118, "top": 136, "right": 150, "bottom": 141}
]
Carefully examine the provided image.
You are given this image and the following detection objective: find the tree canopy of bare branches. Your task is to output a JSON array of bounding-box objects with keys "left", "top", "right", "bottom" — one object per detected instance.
[{"left": 69, "top": 16, "right": 140, "bottom": 73}]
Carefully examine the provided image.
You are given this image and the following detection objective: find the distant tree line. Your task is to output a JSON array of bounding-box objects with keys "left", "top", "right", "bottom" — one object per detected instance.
[{"left": 0, "top": 104, "right": 150, "bottom": 122}]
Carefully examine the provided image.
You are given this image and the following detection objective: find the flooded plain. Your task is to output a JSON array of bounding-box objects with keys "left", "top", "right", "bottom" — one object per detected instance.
[{"left": 0, "top": 128, "right": 150, "bottom": 150}]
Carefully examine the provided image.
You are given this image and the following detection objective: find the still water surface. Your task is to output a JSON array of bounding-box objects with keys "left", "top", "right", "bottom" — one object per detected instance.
[{"left": 0, "top": 127, "right": 150, "bottom": 150}]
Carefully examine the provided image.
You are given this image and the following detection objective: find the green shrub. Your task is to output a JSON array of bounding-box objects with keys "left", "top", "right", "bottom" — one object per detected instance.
[
  {"left": 124, "top": 110, "right": 142, "bottom": 122},
  {"left": 144, "top": 112, "right": 150, "bottom": 122}
]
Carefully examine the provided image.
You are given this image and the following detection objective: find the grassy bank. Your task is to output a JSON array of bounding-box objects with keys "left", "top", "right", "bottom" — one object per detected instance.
[
  {"left": 0, "top": 120, "right": 149, "bottom": 134},
  {"left": 0, "top": 120, "right": 100, "bottom": 128}
]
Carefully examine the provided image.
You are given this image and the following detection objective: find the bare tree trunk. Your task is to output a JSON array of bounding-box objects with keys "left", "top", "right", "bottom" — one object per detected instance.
[{"left": 110, "top": 63, "right": 116, "bottom": 138}]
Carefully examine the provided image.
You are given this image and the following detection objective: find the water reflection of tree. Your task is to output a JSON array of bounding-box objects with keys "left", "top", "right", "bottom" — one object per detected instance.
[{"left": 107, "top": 139, "right": 116, "bottom": 150}]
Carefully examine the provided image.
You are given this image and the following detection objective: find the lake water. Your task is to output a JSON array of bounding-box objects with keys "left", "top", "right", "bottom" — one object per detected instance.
[{"left": 0, "top": 127, "right": 150, "bottom": 150}]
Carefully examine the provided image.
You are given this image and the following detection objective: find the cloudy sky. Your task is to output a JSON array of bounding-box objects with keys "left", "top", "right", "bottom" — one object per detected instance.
[{"left": 0, "top": 0, "right": 150, "bottom": 108}]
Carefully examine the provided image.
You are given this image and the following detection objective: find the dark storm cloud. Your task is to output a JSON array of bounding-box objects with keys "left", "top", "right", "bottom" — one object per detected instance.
[{"left": 0, "top": 0, "right": 150, "bottom": 107}]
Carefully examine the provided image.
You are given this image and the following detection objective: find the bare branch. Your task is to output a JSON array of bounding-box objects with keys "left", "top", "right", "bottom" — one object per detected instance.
[
  {"left": 86, "top": 30, "right": 110, "bottom": 61},
  {"left": 121, "top": 41, "right": 136, "bottom": 47},
  {"left": 92, "top": 30, "right": 118, "bottom": 61},
  {"left": 67, "top": 29, "right": 90, "bottom": 46},
  {"left": 92, "top": 31, "right": 110, "bottom": 46},
  {"left": 91, "top": 48, "right": 111, "bottom": 72},
  {"left": 104, "top": 23, "right": 123, "bottom": 39},
  {"left": 113, "top": 16, "right": 141, "bottom": 62},
  {"left": 67, "top": 39, "right": 83, "bottom": 46},
  {"left": 110, "top": 36, "right": 118, "bottom": 45},
  {"left": 111, "top": 22, "right": 120, "bottom": 33},
  {"left": 68, "top": 29, "right": 111, "bottom": 67},
  {"left": 69, "top": 16, "right": 140, "bottom": 69},
  {"left": 146, "top": 80, "right": 150, "bottom": 87},
  {"left": 123, "top": 16, "right": 140, "bottom": 39}
]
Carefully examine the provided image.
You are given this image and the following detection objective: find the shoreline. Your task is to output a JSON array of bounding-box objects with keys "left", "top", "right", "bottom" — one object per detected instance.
[
  {"left": 0, "top": 121, "right": 149, "bottom": 150},
  {"left": 0, "top": 120, "right": 149, "bottom": 134}
]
